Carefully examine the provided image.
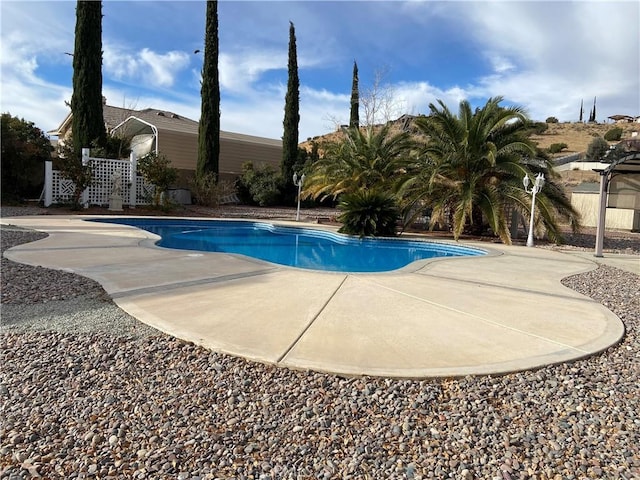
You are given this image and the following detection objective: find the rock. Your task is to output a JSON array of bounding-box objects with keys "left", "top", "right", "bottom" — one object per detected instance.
[{"left": 1, "top": 227, "right": 638, "bottom": 479}]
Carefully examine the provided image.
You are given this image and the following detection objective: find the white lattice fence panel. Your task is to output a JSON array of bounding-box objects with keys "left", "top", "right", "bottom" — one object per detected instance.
[
  {"left": 47, "top": 159, "right": 153, "bottom": 206},
  {"left": 137, "top": 178, "right": 155, "bottom": 205},
  {"left": 88, "top": 158, "right": 133, "bottom": 206},
  {"left": 51, "top": 171, "right": 76, "bottom": 203}
]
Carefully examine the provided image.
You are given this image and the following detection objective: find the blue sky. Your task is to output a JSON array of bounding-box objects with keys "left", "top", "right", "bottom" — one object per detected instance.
[{"left": 1, "top": 1, "right": 639, "bottom": 141}]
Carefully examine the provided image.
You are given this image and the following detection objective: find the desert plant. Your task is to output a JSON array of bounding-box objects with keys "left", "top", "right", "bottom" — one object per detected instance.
[
  {"left": 585, "top": 136, "right": 610, "bottom": 161},
  {"left": 604, "top": 126, "right": 623, "bottom": 141},
  {"left": 545, "top": 116, "right": 559, "bottom": 123},
  {"left": 303, "top": 124, "right": 415, "bottom": 202},
  {"left": 138, "top": 151, "right": 178, "bottom": 206},
  {"left": 548, "top": 142, "right": 568, "bottom": 154},
  {"left": 405, "top": 96, "right": 580, "bottom": 244},
  {"left": 338, "top": 189, "right": 399, "bottom": 237},
  {"left": 407, "top": 97, "right": 536, "bottom": 243}
]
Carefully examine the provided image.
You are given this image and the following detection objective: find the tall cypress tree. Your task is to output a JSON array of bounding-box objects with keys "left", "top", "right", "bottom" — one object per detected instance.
[
  {"left": 197, "top": 0, "right": 220, "bottom": 179},
  {"left": 579, "top": 99, "right": 583, "bottom": 122},
  {"left": 282, "top": 21, "right": 300, "bottom": 188},
  {"left": 349, "top": 60, "right": 359, "bottom": 129},
  {"left": 71, "top": 0, "right": 106, "bottom": 154}
]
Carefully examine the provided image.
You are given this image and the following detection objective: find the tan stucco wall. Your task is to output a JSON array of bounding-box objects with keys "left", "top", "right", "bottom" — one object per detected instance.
[
  {"left": 220, "top": 138, "right": 282, "bottom": 177},
  {"left": 157, "top": 131, "right": 282, "bottom": 185},
  {"left": 158, "top": 131, "right": 198, "bottom": 172}
]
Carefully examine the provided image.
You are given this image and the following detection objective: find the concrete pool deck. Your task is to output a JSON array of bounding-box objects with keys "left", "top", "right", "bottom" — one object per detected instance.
[{"left": 2, "top": 215, "right": 632, "bottom": 378}]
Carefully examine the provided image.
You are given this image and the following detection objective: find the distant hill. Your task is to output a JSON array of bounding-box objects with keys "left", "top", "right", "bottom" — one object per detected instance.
[
  {"left": 299, "top": 118, "right": 640, "bottom": 187},
  {"left": 301, "top": 117, "right": 639, "bottom": 154},
  {"left": 529, "top": 121, "right": 639, "bottom": 158}
]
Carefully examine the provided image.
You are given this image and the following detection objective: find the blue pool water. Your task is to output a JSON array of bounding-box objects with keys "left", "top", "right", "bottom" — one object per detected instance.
[{"left": 91, "top": 218, "right": 486, "bottom": 272}]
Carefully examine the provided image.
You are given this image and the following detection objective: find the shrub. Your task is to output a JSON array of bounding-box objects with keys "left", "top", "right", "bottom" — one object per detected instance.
[
  {"left": 235, "top": 162, "right": 283, "bottom": 206},
  {"left": 585, "top": 136, "right": 610, "bottom": 161},
  {"left": 90, "top": 134, "right": 131, "bottom": 159},
  {"left": 548, "top": 142, "right": 568, "bottom": 154},
  {"left": 57, "top": 151, "right": 94, "bottom": 210},
  {"left": 337, "top": 189, "right": 399, "bottom": 237},
  {"left": 604, "top": 126, "right": 623, "bottom": 141},
  {"left": 1, "top": 113, "right": 53, "bottom": 202},
  {"left": 528, "top": 122, "right": 548, "bottom": 135},
  {"left": 545, "top": 116, "right": 559, "bottom": 123},
  {"left": 138, "top": 151, "right": 178, "bottom": 206},
  {"left": 190, "top": 172, "right": 236, "bottom": 207}
]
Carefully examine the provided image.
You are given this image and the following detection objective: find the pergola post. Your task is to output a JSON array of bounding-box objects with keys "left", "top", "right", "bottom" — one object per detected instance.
[
  {"left": 594, "top": 172, "right": 608, "bottom": 258},
  {"left": 44, "top": 161, "right": 53, "bottom": 207},
  {"left": 590, "top": 142, "right": 640, "bottom": 257},
  {"left": 129, "top": 151, "right": 137, "bottom": 209}
]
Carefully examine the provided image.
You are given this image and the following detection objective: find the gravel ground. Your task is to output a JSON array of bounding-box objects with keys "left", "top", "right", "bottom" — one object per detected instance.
[{"left": 1, "top": 207, "right": 639, "bottom": 479}]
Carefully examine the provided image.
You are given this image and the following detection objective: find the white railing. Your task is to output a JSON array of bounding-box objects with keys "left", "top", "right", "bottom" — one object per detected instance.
[{"left": 44, "top": 148, "right": 155, "bottom": 207}]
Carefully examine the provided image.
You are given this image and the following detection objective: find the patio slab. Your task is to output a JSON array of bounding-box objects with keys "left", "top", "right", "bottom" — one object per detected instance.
[{"left": 1, "top": 215, "right": 629, "bottom": 378}]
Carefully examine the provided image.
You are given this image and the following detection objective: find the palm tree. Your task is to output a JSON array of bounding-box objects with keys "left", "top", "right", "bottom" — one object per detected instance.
[
  {"left": 404, "top": 97, "right": 579, "bottom": 244},
  {"left": 303, "top": 125, "right": 416, "bottom": 202}
]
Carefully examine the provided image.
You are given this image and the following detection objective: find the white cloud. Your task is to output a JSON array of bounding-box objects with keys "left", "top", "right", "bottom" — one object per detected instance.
[
  {"left": 300, "top": 87, "right": 350, "bottom": 138},
  {"left": 2, "top": 0, "right": 637, "bottom": 145},
  {"left": 219, "top": 50, "right": 286, "bottom": 94},
  {"left": 0, "top": 3, "right": 73, "bottom": 133},
  {"left": 486, "top": 54, "right": 516, "bottom": 74},
  {"left": 0, "top": 32, "right": 39, "bottom": 78},
  {"left": 103, "top": 46, "right": 190, "bottom": 88},
  {"left": 0, "top": 74, "right": 72, "bottom": 134},
  {"left": 455, "top": 1, "right": 640, "bottom": 120}
]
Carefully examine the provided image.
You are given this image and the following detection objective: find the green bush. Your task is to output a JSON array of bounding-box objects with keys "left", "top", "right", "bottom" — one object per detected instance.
[
  {"left": 604, "top": 126, "right": 623, "bottom": 141},
  {"left": 545, "top": 116, "right": 559, "bottom": 123},
  {"left": 57, "top": 150, "right": 94, "bottom": 210},
  {"left": 337, "top": 189, "right": 399, "bottom": 237},
  {"left": 235, "top": 162, "right": 283, "bottom": 206},
  {"left": 585, "top": 136, "right": 610, "bottom": 161},
  {"left": 1, "top": 113, "right": 53, "bottom": 202},
  {"left": 548, "top": 142, "right": 568, "bottom": 154},
  {"left": 138, "top": 151, "right": 178, "bottom": 206},
  {"left": 528, "top": 122, "right": 548, "bottom": 135},
  {"left": 90, "top": 134, "right": 131, "bottom": 159}
]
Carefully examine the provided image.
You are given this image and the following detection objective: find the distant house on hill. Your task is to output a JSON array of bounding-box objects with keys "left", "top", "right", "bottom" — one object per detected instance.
[
  {"left": 48, "top": 100, "right": 282, "bottom": 186},
  {"left": 607, "top": 114, "right": 635, "bottom": 123},
  {"left": 393, "top": 114, "right": 417, "bottom": 132}
]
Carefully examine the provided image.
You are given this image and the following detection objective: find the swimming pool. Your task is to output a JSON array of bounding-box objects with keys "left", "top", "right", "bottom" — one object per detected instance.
[{"left": 91, "top": 218, "right": 487, "bottom": 272}]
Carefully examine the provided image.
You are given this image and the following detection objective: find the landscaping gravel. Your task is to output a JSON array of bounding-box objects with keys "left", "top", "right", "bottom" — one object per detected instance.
[{"left": 1, "top": 210, "right": 638, "bottom": 479}]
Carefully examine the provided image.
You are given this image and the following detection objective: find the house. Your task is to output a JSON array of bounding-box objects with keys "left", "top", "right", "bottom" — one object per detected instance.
[
  {"left": 607, "top": 114, "right": 635, "bottom": 123},
  {"left": 48, "top": 101, "right": 137, "bottom": 144},
  {"left": 48, "top": 100, "right": 283, "bottom": 187}
]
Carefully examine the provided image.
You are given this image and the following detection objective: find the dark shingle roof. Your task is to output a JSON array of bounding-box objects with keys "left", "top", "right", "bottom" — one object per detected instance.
[{"left": 51, "top": 104, "right": 282, "bottom": 145}]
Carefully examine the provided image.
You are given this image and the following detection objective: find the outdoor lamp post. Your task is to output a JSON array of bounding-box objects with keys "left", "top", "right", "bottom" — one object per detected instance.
[
  {"left": 293, "top": 172, "right": 305, "bottom": 221},
  {"left": 523, "top": 172, "right": 545, "bottom": 247}
]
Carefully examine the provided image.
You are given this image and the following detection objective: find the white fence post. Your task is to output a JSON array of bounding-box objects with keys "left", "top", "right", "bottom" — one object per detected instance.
[
  {"left": 81, "top": 148, "right": 90, "bottom": 208},
  {"left": 129, "top": 151, "right": 137, "bottom": 209},
  {"left": 44, "top": 161, "right": 53, "bottom": 207}
]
